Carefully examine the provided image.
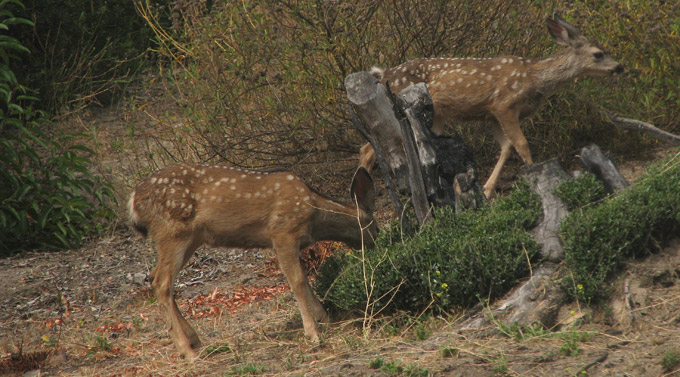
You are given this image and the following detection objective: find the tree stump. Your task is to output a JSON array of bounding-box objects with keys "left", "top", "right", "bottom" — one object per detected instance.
[{"left": 345, "top": 72, "right": 484, "bottom": 226}]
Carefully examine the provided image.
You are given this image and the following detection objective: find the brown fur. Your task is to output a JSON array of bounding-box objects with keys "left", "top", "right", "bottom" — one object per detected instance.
[{"left": 129, "top": 162, "right": 377, "bottom": 359}]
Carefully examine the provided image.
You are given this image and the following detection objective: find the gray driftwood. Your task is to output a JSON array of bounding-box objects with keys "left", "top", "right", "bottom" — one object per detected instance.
[
  {"left": 521, "top": 158, "right": 570, "bottom": 262},
  {"left": 490, "top": 159, "right": 571, "bottom": 328},
  {"left": 389, "top": 84, "right": 433, "bottom": 224},
  {"left": 467, "top": 149, "right": 631, "bottom": 330},
  {"left": 345, "top": 72, "right": 408, "bottom": 189},
  {"left": 579, "top": 144, "right": 629, "bottom": 193},
  {"left": 346, "top": 72, "right": 483, "bottom": 227}
]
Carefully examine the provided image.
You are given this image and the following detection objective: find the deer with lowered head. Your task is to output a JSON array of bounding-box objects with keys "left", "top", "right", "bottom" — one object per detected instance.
[
  {"left": 128, "top": 163, "right": 377, "bottom": 359},
  {"left": 360, "top": 14, "right": 623, "bottom": 198}
]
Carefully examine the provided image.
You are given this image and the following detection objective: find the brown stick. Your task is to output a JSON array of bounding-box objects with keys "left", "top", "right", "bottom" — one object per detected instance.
[{"left": 604, "top": 112, "right": 680, "bottom": 145}]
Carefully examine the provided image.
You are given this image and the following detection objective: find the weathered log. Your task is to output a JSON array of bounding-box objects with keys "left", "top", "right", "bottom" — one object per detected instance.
[
  {"left": 496, "top": 262, "right": 567, "bottom": 328},
  {"left": 463, "top": 158, "right": 572, "bottom": 330},
  {"left": 388, "top": 83, "right": 433, "bottom": 224},
  {"left": 579, "top": 144, "right": 629, "bottom": 193},
  {"left": 435, "top": 134, "right": 485, "bottom": 211},
  {"left": 348, "top": 105, "right": 413, "bottom": 235},
  {"left": 521, "top": 158, "right": 570, "bottom": 261},
  {"left": 489, "top": 159, "right": 571, "bottom": 327},
  {"left": 346, "top": 72, "right": 483, "bottom": 225},
  {"left": 397, "top": 84, "right": 439, "bottom": 208},
  {"left": 392, "top": 84, "right": 483, "bottom": 212},
  {"left": 345, "top": 72, "right": 408, "bottom": 190}
]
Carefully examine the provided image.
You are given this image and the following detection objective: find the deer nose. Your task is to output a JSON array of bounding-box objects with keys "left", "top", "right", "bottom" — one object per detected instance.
[{"left": 613, "top": 64, "right": 624, "bottom": 74}]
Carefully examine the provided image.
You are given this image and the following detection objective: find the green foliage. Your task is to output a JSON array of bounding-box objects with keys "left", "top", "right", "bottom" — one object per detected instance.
[
  {"left": 661, "top": 349, "right": 680, "bottom": 373},
  {"left": 5, "top": 0, "right": 159, "bottom": 113},
  {"left": 561, "top": 151, "right": 680, "bottom": 302},
  {"left": 553, "top": 172, "right": 607, "bottom": 211},
  {"left": 557, "top": 331, "right": 591, "bottom": 357},
  {"left": 316, "top": 181, "right": 541, "bottom": 316},
  {"left": 229, "top": 363, "right": 265, "bottom": 376},
  {"left": 368, "top": 358, "right": 429, "bottom": 377},
  {"left": 440, "top": 347, "right": 458, "bottom": 358},
  {"left": 0, "top": 1, "right": 116, "bottom": 254},
  {"left": 203, "top": 343, "right": 232, "bottom": 355}
]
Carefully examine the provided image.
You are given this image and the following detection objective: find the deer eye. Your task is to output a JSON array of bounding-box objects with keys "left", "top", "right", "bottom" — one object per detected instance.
[{"left": 593, "top": 51, "right": 604, "bottom": 59}]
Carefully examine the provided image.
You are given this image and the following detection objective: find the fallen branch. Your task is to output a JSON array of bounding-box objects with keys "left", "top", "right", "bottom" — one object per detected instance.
[{"left": 604, "top": 112, "right": 680, "bottom": 145}]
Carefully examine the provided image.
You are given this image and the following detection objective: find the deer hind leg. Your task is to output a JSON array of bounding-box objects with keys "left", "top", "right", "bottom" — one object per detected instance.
[
  {"left": 273, "top": 237, "right": 327, "bottom": 342},
  {"left": 485, "top": 123, "right": 514, "bottom": 198},
  {"left": 152, "top": 235, "right": 202, "bottom": 359}
]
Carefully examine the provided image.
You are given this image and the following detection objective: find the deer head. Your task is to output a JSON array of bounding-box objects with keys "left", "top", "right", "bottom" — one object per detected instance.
[
  {"left": 547, "top": 14, "right": 623, "bottom": 78},
  {"left": 128, "top": 163, "right": 376, "bottom": 359}
]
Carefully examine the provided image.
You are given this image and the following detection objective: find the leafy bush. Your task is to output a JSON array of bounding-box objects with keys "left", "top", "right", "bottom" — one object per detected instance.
[
  {"left": 140, "top": 1, "right": 677, "bottom": 179},
  {"left": 140, "top": 0, "right": 546, "bottom": 170},
  {"left": 553, "top": 172, "right": 607, "bottom": 211},
  {"left": 315, "top": 181, "right": 541, "bottom": 315},
  {"left": 0, "top": 1, "right": 116, "bottom": 254},
  {"left": 561, "top": 151, "right": 680, "bottom": 302}
]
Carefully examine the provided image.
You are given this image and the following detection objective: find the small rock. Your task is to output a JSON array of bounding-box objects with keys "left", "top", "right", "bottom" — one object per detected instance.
[{"left": 127, "top": 272, "right": 148, "bottom": 285}]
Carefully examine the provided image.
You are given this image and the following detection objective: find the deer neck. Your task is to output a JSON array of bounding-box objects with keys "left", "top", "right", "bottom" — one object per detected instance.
[
  {"left": 310, "top": 202, "right": 363, "bottom": 247},
  {"left": 530, "top": 48, "right": 584, "bottom": 97}
]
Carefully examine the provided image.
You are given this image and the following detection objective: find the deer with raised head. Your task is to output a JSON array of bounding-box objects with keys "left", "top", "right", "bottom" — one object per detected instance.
[
  {"left": 360, "top": 14, "right": 623, "bottom": 198},
  {"left": 128, "top": 163, "right": 377, "bottom": 359}
]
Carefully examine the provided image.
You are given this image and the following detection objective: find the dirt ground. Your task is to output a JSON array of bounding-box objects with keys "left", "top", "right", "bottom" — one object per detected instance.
[
  {"left": 1, "top": 225, "right": 679, "bottom": 376},
  {"left": 2, "top": 84, "right": 680, "bottom": 376}
]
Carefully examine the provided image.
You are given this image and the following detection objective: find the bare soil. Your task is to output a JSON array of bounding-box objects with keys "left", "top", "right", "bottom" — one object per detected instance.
[{"left": 1, "top": 84, "right": 680, "bottom": 376}]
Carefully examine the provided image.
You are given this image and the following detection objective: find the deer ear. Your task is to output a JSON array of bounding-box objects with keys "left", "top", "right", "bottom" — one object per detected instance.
[
  {"left": 350, "top": 166, "right": 375, "bottom": 213},
  {"left": 547, "top": 14, "right": 581, "bottom": 46}
]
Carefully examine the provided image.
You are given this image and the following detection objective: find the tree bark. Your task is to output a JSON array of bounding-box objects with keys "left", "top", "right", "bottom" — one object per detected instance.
[
  {"left": 345, "top": 72, "right": 409, "bottom": 190},
  {"left": 520, "top": 158, "right": 570, "bottom": 262}
]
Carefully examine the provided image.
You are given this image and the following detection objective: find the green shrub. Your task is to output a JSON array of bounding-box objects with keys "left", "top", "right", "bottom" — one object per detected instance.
[
  {"left": 553, "top": 172, "right": 607, "bottom": 211},
  {"left": 315, "top": 181, "right": 541, "bottom": 315},
  {"left": 561, "top": 151, "right": 680, "bottom": 302},
  {"left": 0, "top": 2, "right": 116, "bottom": 254},
  {"left": 661, "top": 349, "right": 680, "bottom": 373}
]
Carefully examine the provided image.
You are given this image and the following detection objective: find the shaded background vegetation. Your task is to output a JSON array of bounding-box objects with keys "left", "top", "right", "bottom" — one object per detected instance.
[{"left": 141, "top": 0, "right": 679, "bottom": 173}]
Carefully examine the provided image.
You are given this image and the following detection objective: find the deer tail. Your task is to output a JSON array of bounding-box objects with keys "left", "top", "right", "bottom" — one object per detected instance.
[
  {"left": 369, "top": 66, "right": 384, "bottom": 80},
  {"left": 128, "top": 191, "right": 149, "bottom": 238}
]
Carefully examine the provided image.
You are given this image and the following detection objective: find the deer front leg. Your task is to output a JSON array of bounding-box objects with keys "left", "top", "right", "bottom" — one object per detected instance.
[
  {"left": 485, "top": 110, "right": 533, "bottom": 197},
  {"left": 485, "top": 123, "right": 514, "bottom": 198},
  {"left": 152, "top": 238, "right": 202, "bottom": 359},
  {"left": 274, "top": 237, "right": 326, "bottom": 342}
]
